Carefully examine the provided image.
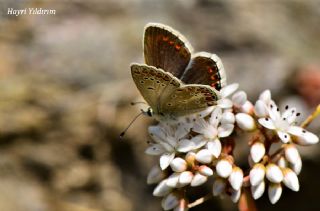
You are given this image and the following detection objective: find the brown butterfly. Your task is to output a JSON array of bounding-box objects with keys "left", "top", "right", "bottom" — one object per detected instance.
[{"left": 131, "top": 23, "right": 226, "bottom": 121}]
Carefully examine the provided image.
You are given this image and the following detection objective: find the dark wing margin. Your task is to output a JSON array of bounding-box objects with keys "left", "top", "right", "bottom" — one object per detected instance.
[
  {"left": 144, "top": 23, "right": 192, "bottom": 78},
  {"left": 180, "top": 52, "right": 226, "bottom": 91}
]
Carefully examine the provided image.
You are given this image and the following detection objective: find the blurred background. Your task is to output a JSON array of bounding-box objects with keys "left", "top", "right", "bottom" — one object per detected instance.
[{"left": 0, "top": 0, "right": 319, "bottom": 210}]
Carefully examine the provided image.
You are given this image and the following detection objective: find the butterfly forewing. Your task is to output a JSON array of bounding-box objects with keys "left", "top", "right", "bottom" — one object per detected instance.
[
  {"left": 159, "top": 84, "right": 219, "bottom": 118},
  {"left": 131, "top": 63, "right": 181, "bottom": 114},
  {"left": 144, "top": 23, "right": 192, "bottom": 78},
  {"left": 180, "top": 52, "right": 226, "bottom": 91}
]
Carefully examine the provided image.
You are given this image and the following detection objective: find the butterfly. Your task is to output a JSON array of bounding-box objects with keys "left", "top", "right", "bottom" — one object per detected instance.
[{"left": 131, "top": 23, "right": 227, "bottom": 121}]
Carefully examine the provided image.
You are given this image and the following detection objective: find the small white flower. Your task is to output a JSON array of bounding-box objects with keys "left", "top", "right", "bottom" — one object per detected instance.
[
  {"left": 195, "top": 149, "right": 213, "bottom": 164},
  {"left": 218, "top": 83, "right": 239, "bottom": 109},
  {"left": 213, "top": 178, "right": 226, "bottom": 196},
  {"left": 250, "top": 164, "right": 266, "bottom": 186},
  {"left": 268, "top": 183, "right": 282, "bottom": 204},
  {"left": 191, "top": 173, "right": 208, "bottom": 187},
  {"left": 216, "top": 159, "right": 233, "bottom": 178},
  {"left": 147, "top": 165, "right": 165, "bottom": 184},
  {"left": 153, "top": 179, "right": 173, "bottom": 197},
  {"left": 258, "top": 101, "right": 302, "bottom": 143},
  {"left": 162, "top": 193, "right": 179, "bottom": 210},
  {"left": 206, "top": 138, "right": 222, "bottom": 158},
  {"left": 266, "top": 164, "right": 283, "bottom": 183},
  {"left": 228, "top": 167, "right": 243, "bottom": 190},
  {"left": 283, "top": 168, "right": 299, "bottom": 192},
  {"left": 170, "top": 157, "right": 187, "bottom": 172},
  {"left": 251, "top": 181, "right": 265, "bottom": 199},
  {"left": 236, "top": 113, "right": 256, "bottom": 131},
  {"left": 250, "top": 142, "right": 265, "bottom": 163}
]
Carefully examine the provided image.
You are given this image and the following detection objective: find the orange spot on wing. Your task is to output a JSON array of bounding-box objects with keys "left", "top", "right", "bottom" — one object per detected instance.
[
  {"left": 169, "top": 40, "right": 174, "bottom": 45},
  {"left": 162, "top": 36, "right": 169, "bottom": 41},
  {"left": 211, "top": 75, "right": 216, "bottom": 80},
  {"left": 175, "top": 45, "right": 181, "bottom": 50},
  {"left": 208, "top": 68, "right": 213, "bottom": 73}
]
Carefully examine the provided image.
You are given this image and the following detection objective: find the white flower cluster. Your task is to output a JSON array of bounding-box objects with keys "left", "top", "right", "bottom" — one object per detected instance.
[{"left": 145, "top": 86, "right": 319, "bottom": 210}]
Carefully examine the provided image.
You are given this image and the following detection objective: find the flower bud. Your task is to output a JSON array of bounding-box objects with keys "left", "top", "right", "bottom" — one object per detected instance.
[
  {"left": 251, "top": 181, "right": 265, "bottom": 199},
  {"left": 284, "top": 144, "right": 300, "bottom": 164},
  {"left": 161, "top": 193, "right": 179, "bottom": 210},
  {"left": 282, "top": 168, "right": 299, "bottom": 192},
  {"left": 147, "top": 165, "right": 165, "bottom": 184},
  {"left": 231, "top": 188, "right": 241, "bottom": 203},
  {"left": 160, "top": 153, "right": 175, "bottom": 170},
  {"left": 191, "top": 173, "right": 208, "bottom": 187},
  {"left": 206, "top": 139, "right": 222, "bottom": 158},
  {"left": 268, "top": 183, "right": 282, "bottom": 204},
  {"left": 250, "top": 164, "right": 266, "bottom": 186},
  {"left": 166, "top": 173, "right": 181, "bottom": 188},
  {"left": 250, "top": 142, "right": 265, "bottom": 163},
  {"left": 228, "top": 167, "right": 243, "bottom": 190},
  {"left": 153, "top": 179, "right": 173, "bottom": 197},
  {"left": 195, "top": 149, "right": 213, "bottom": 164},
  {"left": 232, "top": 91, "right": 247, "bottom": 107},
  {"left": 213, "top": 178, "right": 226, "bottom": 196},
  {"left": 170, "top": 158, "right": 187, "bottom": 172},
  {"left": 266, "top": 164, "right": 283, "bottom": 183},
  {"left": 236, "top": 113, "right": 256, "bottom": 131},
  {"left": 216, "top": 159, "right": 233, "bottom": 178},
  {"left": 254, "top": 100, "right": 268, "bottom": 117},
  {"left": 198, "top": 165, "right": 213, "bottom": 176},
  {"left": 179, "top": 171, "right": 193, "bottom": 186}
]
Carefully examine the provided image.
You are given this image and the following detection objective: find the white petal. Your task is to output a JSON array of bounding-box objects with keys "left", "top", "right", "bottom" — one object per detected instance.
[
  {"left": 170, "top": 157, "right": 187, "bottom": 172},
  {"left": 198, "top": 106, "right": 215, "bottom": 118},
  {"left": 191, "top": 173, "right": 208, "bottom": 187},
  {"left": 220, "top": 83, "right": 239, "bottom": 98},
  {"left": 218, "top": 123, "right": 234, "bottom": 137},
  {"left": 266, "top": 164, "right": 283, "bottom": 183},
  {"left": 236, "top": 113, "right": 256, "bottom": 131},
  {"left": 198, "top": 165, "right": 214, "bottom": 176},
  {"left": 231, "top": 188, "right": 241, "bottom": 203},
  {"left": 291, "top": 158, "right": 302, "bottom": 175},
  {"left": 161, "top": 193, "right": 179, "bottom": 211},
  {"left": 254, "top": 100, "right": 268, "bottom": 117},
  {"left": 147, "top": 165, "right": 165, "bottom": 184},
  {"left": 259, "top": 90, "right": 271, "bottom": 102},
  {"left": 153, "top": 179, "right": 173, "bottom": 197},
  {"left": 258, "top": 117, "right": 276, "bottom": 130},
  {"left": 195, "top": 149, "right": 213, "bottom": 164},
  {"left": 212, "top": 178, "right": 226, "bottom": 196},
  {"left": 160, "top": 153, "right": 175, "bottom": 170},
  {"left": 268, "top": 183, "right": 282, "bottom": 204},
  {"left": 228, "top": 167, "right": 244, "bottom": 191},
  {"left": 250, "top": 142, "right": 265, "bottom": 163},
  {"left": 251, "top": 181, "right": 265, "bottom": 199},
  {"left": 268, "top": 101, "right": 281, "bottom": 121},
  {"left": 176, "top": 139, "right": 195, "bottom": 153},
  {"left": 217, "top": 98, "right": 233, "bottom": 109},
  {"left": 284, "top": 144, "right": 300, "bottom": 164},
  {"left": 282, "top": 107, "right": 297, "bottom": 124},
  {"left": 249, "top": 164, "right": 266, "bottom": 186},
  {"left": 206, "top": 139, "right": 222, "bottom": 158},
  {"left": 216, "top": 159, "right": 233, "bottom": 178},
  {"left": 145, "top": 144, "right": 165, "bottom": 155},
  {"left": 179, "top": 171, "right": 193, "bottom": 186},
  {"left": 232, "top": 91, "right": 247, "bottom": 107},
  {"left": 283, "top": 168, "right": 299, "bottom": 191},
  {"left": 288, "top": 126, "right": 319, "bottom": 145},
  {"left": 221, "top": 112, "right": 235, "bottom": 124},
  {"left": 166, "top": 173, "right": 181, "bottom": 187},
  {"left": 277, "top": 131, "right": 291, "bottom": 143},
  {"left": 190, "top": 135, "right": 207, "bottom": 149},
  {"left": 209, "top": 107, "right": 222, "bottom": 127}
]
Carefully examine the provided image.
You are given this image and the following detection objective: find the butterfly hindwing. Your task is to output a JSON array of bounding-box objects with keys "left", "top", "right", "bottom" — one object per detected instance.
[
  {"left": 131, "top": 63, "right": 181, "bottom": 114},
  {"left": 159, "top": 84, "right": 220, "bottom": 118},
  {"left": 144, "top": 23, "right": 192, "bottom": 78},
  {"left": 180, "top": 52, "right": 226, "bottom": 91}
]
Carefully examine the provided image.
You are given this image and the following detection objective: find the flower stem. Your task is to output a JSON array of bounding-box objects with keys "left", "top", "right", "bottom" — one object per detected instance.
[
  {"left": 238, "top": 188, "right": 257, "bottom": 211},
  {"left": 188, "top": 193, "right": 212, "bottom": 208},
  {"left": 301, "top": 104, "right": 320, "bottom": 128}
]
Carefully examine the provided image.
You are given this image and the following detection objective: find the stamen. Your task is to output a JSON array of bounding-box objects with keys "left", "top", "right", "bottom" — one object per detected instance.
[
  {"left": 296, "top": 113, "right": 301, "bottom": 116},
  {"left": 285, "top": 105, "right": 289, "bottom": 110}
]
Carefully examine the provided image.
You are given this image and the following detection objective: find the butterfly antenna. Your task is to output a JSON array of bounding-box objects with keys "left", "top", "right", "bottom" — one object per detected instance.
[
  {"left": 130, "top": 101, "right": 147, "bottom": 106},
  {"left": 119, "top": 111, "right": 144, "bottom": 139}
]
